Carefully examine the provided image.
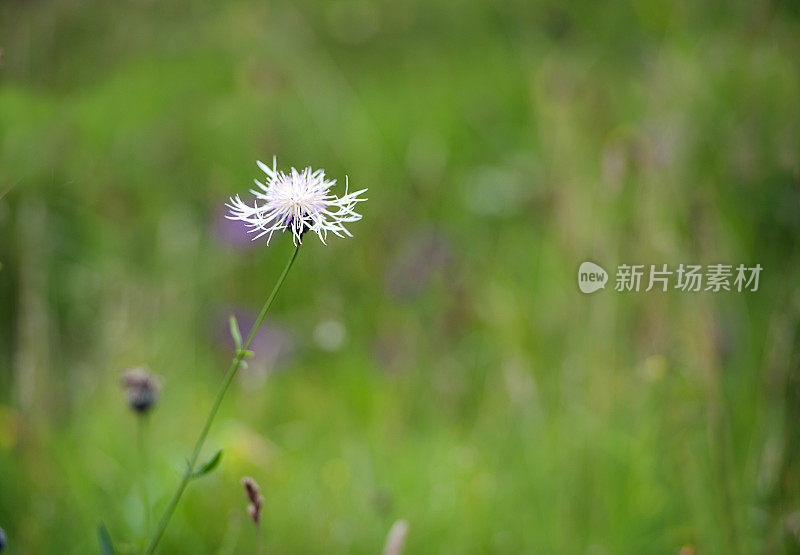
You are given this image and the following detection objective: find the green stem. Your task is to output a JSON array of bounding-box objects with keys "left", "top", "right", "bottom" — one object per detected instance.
[
  {"left": 145, "top": 244, "right": 300, "bottom": 554},
  {"left": 139, "top": 413, "right": 151, "bottom": 544}
]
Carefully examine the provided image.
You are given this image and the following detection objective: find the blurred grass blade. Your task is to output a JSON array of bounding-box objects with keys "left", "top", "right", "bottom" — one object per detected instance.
[
  {"left": 97, "top": 523, "right": 116, "bottom": 555},
  {"left": 382, "top": 519, "right": 408, "bottom": 555}
]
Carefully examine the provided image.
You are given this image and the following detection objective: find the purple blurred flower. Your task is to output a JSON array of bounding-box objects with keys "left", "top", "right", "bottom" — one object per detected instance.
[
  {"left": 213, "top": 205, "right": 257, "bottom": 249},
  {"left": 386, "top": 230, "right": 452, "bottom": 300}
]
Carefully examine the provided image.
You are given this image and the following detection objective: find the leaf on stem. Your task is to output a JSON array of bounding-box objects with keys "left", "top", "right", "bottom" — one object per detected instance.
[
  {"left": 229, "top": 315, "right": 242, "bottom": 350},
  {"left": 193, "top": 449, "right": 223, "bottom": 478}
]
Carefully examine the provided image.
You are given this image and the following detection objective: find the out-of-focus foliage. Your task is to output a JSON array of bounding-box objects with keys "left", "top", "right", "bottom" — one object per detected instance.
[{"left": 1, "top": 0, "right": 799, "bottom": 552}]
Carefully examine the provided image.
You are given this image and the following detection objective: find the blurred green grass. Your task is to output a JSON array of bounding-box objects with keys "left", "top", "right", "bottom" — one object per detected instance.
[{"left": 1, "top": 0, "right": 800, "bottom": 552}]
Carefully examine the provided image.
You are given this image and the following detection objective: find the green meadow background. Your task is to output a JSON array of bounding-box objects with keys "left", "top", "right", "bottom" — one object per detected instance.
[{"left": 1, "top": 0, "right": 800, "bottom": 553}]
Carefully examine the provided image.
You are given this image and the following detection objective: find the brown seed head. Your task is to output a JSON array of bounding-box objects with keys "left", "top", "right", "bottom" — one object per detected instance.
[{"left": 241, "top": 476, "right": 264, "bottom": 524}]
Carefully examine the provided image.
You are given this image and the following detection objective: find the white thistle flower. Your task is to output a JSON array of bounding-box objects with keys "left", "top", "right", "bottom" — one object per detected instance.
[{"left": 226, "top": 157, "right": 368, "bottom": 245}]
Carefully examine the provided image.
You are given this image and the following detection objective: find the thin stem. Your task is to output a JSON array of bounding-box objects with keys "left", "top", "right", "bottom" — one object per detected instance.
[
  {"left": 139, "top": 414, "right": 151, "bottom": 543},
  {"left": 145, "top": 244, "right": 300, "bottom": 554}
]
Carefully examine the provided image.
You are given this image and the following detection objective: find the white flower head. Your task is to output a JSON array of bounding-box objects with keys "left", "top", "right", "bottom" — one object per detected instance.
[{"left": 226, "top": 157, "right": 367, "bottom": 245}]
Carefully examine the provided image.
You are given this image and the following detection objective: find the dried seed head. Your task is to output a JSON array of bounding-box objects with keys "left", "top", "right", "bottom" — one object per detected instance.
[
  {"left": 241, "top": 476, "right": 264, "bottom": 524},
  {"left": 247, "top": 504, "right": 259, "bottom": 523},
  {"left": 120, "top": 368, "right": 160, "bottom": 414}
]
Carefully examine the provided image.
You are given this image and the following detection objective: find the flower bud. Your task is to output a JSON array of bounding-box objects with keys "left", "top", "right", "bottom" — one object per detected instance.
[{"left": 120, "top": 368, "right": 160, "bottom": 414}]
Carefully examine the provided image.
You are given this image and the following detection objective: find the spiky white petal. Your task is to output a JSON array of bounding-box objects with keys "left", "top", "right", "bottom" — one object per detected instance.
[{"left": 226, "top": 157, "right": 367, "bottom": 245}]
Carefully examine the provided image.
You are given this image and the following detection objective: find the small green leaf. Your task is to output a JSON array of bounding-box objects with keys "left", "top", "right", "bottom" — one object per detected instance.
[
  {"left": 237, "top": 349, "right": 254, "bottom": 358},
  {"left": 97, "top": 523, "right": 116, "bottom": 555},
  {"left": 229, "top": 315, "right": 242, "bottom": 349},
  {"left": 193, "top": 449, "right": 223, "bottom": 478}
]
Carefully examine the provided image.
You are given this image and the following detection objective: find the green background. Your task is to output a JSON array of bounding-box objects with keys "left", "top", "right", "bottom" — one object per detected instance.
[{"left": 1, "top": 0, "right": 799, "bottom": 552}]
